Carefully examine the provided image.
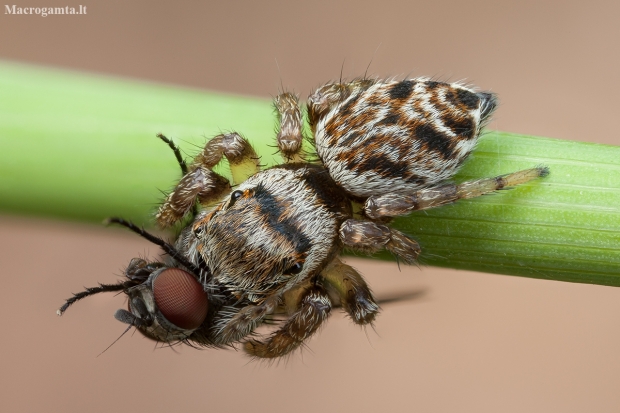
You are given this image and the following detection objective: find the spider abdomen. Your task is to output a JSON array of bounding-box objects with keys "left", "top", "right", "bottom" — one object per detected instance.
[{"left": 314, "top": 79, "right": 497, "bottom": 198}]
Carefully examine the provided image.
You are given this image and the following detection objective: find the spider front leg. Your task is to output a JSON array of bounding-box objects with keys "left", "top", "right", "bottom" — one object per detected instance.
[
  {"left": 364, "top": 167, "right": 550, "bottom": 219},
  {"left": 339, "top": 219, "right": 421, "bottom": 265},
  {"left": 274, "top": 93, "right": 304, "bottom": 163},
  {"left": 243, "top": 285, "right": 332, "bottom": 358},
  {"left": 321, "top": 258, "right": 379, "bottom": 324},
  {"left": 156, "top": 132, "right": 260, "bottom": 227},
  {"left": 213, "top": 295, "right": 280, "bottom": 345},
  {"left": 195, "top": 132, "right": 261, "bottom": 186}
]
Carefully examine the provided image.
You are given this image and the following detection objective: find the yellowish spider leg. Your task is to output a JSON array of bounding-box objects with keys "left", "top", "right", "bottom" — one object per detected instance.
[
  {"left": 156, "top": 132, "right": 260, "bottom": 227},
  {"left": 321, "top": 258, "right": 379, "bottom": 324}
]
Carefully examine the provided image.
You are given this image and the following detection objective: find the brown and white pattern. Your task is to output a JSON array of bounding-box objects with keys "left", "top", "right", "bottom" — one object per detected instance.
[
  {"left": 58, "top": 75, "right": 548, "bottom": 360},
  {"left": 314, "top": 79, "right": 495, "bottom": 198}
]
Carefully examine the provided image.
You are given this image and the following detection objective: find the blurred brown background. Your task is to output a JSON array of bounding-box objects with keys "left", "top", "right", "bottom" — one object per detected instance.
[{"left": 1, "top": 1, "right": 619, "bottom": 412}]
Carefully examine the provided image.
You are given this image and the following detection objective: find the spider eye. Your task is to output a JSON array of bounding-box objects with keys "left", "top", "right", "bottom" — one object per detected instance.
[
  {"left": 229, "top": 190, "right": 243, "bottom": 207},
  {"left": 193, "top": 225, "right": 205, "bottom": 239},
  {"left": 284, "top": 262, "right": 304, "bottom": 275},
  {"left": 152, "top": 268, "right": 209, "bottom": 330}
]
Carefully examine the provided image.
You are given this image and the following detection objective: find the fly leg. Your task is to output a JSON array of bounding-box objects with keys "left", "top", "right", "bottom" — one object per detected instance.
[{"left": 157, "top": 133, "right": 188, "bottom": 175}]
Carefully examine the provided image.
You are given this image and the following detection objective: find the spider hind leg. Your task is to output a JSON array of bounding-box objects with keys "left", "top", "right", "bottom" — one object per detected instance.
[{"left": 365, "top": 167, "right": 549, "bottom": 219}]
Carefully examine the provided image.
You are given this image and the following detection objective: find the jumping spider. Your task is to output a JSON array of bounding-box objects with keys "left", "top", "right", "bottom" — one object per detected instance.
[{"left": 58, "top": 77, "right": 548, "bottom": 358}]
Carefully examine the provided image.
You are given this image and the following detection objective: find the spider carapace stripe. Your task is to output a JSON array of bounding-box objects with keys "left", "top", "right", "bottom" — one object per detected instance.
[{"left": 59, "top": 76, "right": 547, "bottom": 359}]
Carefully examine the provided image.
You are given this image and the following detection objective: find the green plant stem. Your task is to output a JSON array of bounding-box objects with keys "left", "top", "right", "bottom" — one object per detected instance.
[{"left": 2, "top": 61, "right": 619, "bottom": 286}]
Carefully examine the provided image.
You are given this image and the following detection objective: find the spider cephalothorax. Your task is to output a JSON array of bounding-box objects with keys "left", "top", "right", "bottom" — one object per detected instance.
[{"left": 58, "top": 77, "right": 548, "bottom": 358}]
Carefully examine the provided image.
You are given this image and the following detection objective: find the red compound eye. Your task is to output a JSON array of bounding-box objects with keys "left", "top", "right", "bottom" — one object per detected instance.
[{"left": 152, "top": 268, "right": 208, "bottom": 330}]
